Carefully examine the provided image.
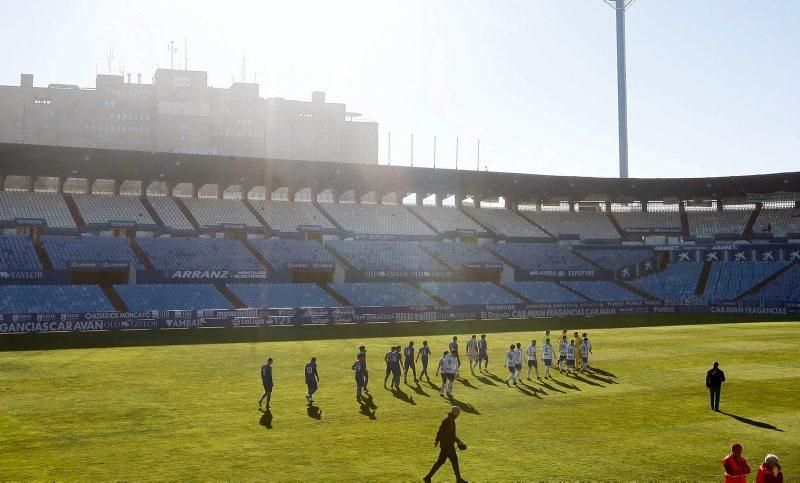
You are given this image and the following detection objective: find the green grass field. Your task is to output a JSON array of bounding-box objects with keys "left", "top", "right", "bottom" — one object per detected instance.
[{"left": 2, "top": 321, "right": 799, "bottom": 481}]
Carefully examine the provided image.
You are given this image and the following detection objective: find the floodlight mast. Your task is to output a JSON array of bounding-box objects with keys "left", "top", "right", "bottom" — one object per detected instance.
[{"left": 605, "top": 0, "right": 637, "bottom": 179}]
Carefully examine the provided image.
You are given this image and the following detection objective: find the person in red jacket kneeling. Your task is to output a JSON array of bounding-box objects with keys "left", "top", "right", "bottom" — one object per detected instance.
[
  {"left": 722, "top": 443, "right": 750, "bottom": 483},
  {"left": 756, "top": 454, "right": 783, "bottom": 483}
]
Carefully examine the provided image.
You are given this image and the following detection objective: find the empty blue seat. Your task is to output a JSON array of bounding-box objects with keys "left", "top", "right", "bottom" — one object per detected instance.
[
  {"left": 0, "top": 285, "right": 113, "bottom": 313},
  {"left": 115, "top": 284, "right": 232, "bottom": 311},
  {"left": 229, "top": 283, "right": 338, "bottom": 308},
  {"left": 330, "top": 282, "right": 433, "bottom": 306}
]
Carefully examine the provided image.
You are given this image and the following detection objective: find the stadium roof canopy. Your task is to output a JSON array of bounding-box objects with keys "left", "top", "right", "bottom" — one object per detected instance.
[{"left": 0, "top": 142, "right": 798, "bottom": 203}]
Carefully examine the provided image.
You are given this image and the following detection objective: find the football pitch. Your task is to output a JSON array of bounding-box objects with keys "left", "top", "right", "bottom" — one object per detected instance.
[{"left": 1, "top": 321, "right": 798, "bottom": 481}]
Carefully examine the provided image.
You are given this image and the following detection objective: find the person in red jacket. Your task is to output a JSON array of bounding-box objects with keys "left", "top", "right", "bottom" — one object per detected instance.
[
  {"left": 756, "top": 454, "right": 783, "bottom": 483},
  {"left": 722, "top": 443, "right": 750, "bottom": 483}
]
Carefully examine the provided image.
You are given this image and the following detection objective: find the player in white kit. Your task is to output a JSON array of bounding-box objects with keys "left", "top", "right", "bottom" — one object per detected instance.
[
  {"left": 436, "top": 350, "right": 459, "bottom": 398},
  {"left": 504, "top": 345, "right": 518, "bottom": 386},
  {"left": 541, "top": 338, "right": 554, "bottom": 379},
  {"left": 526, "top": 340, "right": 540, "bottom": 380},
  {"left": 466, "top": 334, "right": 479, "bottom": 374}
]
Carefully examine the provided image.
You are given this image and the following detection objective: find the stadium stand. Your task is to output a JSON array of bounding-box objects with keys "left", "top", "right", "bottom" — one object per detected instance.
[
  {"left": 686, "top": 210, "right": 752, "bottom": 238},
  {"left": 136, "top": 237, "right": 261, "bottom": 270},
  {"left": 0, "top": 191, "right": 76, "bottom": 229},
  {"left": 115, "top": 284, "right": 233, "bottom": 311},
  {"left": 409, "top": 205, "right": 487, "bottom": 235},
  {"left": 752, "top": 207, "right": 800, "bottom": 237},
  {"left": 229, "top": 283, "right": 339, "bottom": 308},
  {"left": 0, "top": 284, "right": 113, "bottom": 313},
  {"left": 420, "top": 281, "right": 523, "bottom": 305},
  {"left": 420, "top": 241, "right": 503, "bottom": 269},
  {"left": 181, "top": 198, "right": 262, "bottom": 229},
  {"left": 327, "top": 240, "right": 447, "bottom": 271},
  {"left": 745, "top": 263, "right": 800, "bottom": 302},
  {"left": 489, "top": 243, "right": 594, "bottom": 271},
  {"left": 505, "top": 281, "right": 586, "bottom": 303},
  {"left": 247, "top": 239, "right": 335, "bottom": 270},
  {"left": 249, "top": 200, "right": 336, "bottom": 233},
  {"left": 703, "top": 261, "right": 788, "bottom": 302},
  {"left": 613, "top": 211, "right": 682, "bottom": 233},
  {"left": 0, "top": 235, "right": 43, "bottom": 270},
  {"left": 575, "top": 247, "right": 655, "bottom": 270},
  {"left": 146, "top": 196, "right": 195, "bottom": 231},
  {"left": 320, "top": 203, "right": 435, "bottom": 236},
  {"left": 462, "top": 206, "right": 549, "bottom": 238},
  {"left": 330, "top": 282, "right": 434, "bottom": 306},
  {"left": 42, "top": 235, "right": 144, "bottom": 270},
  {"left": 627, "top": 263, "right": 705, "bottom": 302},
  {"left": 562, "top": 280, "right": 644, "bottom": 302},
  {"left": 520, "top": 211, "right": 619, "bottom": 239},
  {"left": 72, "top": 194, "right": 155, "bottom": 227}
]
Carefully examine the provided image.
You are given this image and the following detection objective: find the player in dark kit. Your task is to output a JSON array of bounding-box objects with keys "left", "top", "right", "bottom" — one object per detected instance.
[
  {"left": 352, "top": 353, "right": 367, "bottom": 401},
  {"left": 258, "top": 357, "right": 274, "bottom": 409},
  {"left": 384, "top": 347, "right": 394, "bottom": 388},
  {"left": 389, "top": 346, "right": 402, "bottom": 389},
  {"left": 477, "top": 334, "right": 488, "bottom": 371},
  {"left": 417, "top": 340, "right": 432, "bottom": 382},
  {"left": 449, "top": 336, "right": 460, "bottom": 367},
  {"left": 403, "top": 341, "right": 417, "bottom": 383},
  {"left": 358, "top": 345, "right": 369, "bottom": 393},
  {"left": 304, "top": 357, "right": 319, "bottom": 404}
]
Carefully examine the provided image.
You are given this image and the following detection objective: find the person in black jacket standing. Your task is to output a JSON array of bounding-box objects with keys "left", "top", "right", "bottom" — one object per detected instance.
[
  {"left": 706, "top": 361, "right": 726, "bottom": 412},
  {"left": 423, "top": 406, "right": 468, "bottom": 483}
]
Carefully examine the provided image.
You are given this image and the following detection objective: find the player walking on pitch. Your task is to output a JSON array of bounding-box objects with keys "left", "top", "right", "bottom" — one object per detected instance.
[
  {"left": 466, "top": 334, "right": 479, "bottom": 373},
  {"left": 437, "top": 350, "right": 458, "bottom": 397},
  {"left": 541, "top": 338, "right": 554, "bottom": 378},
  {"left": 514, "top": 343, "right": 523, "bottom": 380},
  {"left": 403, "top": 341, "right": 417, "bottom": 383},
  {"left": 352, "top": 352, "right": 367, "bottom": 401},
  {"left": 477, "top": 334, "right": 489, "bottom": 371},
  {"left": 258, "top": 357, "right": 273, "bottom": 409},
  {"left": 526, "top": 340, "right": 540, "bottom": 380},
  {"left": 580, "top": 337, "right": 590, "bottom": 372},
  {"left": 558, "top": 335, "right": 569, "bottom": 374},
  {"left": 449, "top": 336, "right": 460, "bottom": 369},
  {"left": 505, "top": 344, "right": 518, "bottom": 386},
  {"left": 565, "top": 341, "right": 576, "bottom": 376},
  {"left": 304, "top": 357, "right": 320, "bottom": 403},
  {"left": 417, "top": 340, "right": 432, "bottom": 382},
  {"left": 357, "top": 345, "right": 370, "bottom": 393}
]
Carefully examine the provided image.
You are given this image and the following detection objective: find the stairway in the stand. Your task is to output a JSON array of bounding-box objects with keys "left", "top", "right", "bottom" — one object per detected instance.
[
  {"left": 320, "top": 284, "right": 351, "bottom": 306},
  {"left": 498, "top": 282, "right": 532, "bottom": 303},
  {"left": 217, "top": 284, "right": 245, "bottom": 309},
  {"left": 173, "top": 198, "right": 200, "bottom": 230},
  {"left": 744, "top": 205, "right": 762, "bottom": 239},
  {"left": 129, "top": 238, "right": 155, "bottom": 270},
  {"left": 695, "top": 261, "right": 713, "bottom": 296},
  {"left": 605, "top": 212, "right": 627, "bottom": 239},
  {"left": 140, "top": 196, "right": 166, "bottom": 230},
  {"left": 413, "top": 282, "right": 448, "bottom": 305},
  {"left": 243, "top": 198, "right": 272, "bottom": 233},
  {"left": 736, "top": 261, "right": 797, "bottom": 301},
  {"left": 63, "top": 193, "right": 86, "bottom": 229},
  {"left": 32, "top": 239, "right": 54, "bottom": 270},
  {"left": 457, "top": 206, "right": 498, "bottom": 238},
  {"left": 679, "top": 204, "right": 690, "bottom": 237},
  {"left": 405, "top": 205, "right": 440, "bottom": 235},
  {"left": 102, "top": 286, "right": 129, "bottom": 312},
  {"left": 514, "top": 208, "right": 555, "bottom": 238},
  {"left": 555, "top": 282, "right": 591, "bottom": 302},
  {"left": 312, "top": 201, "right": 345, "bottom": 232},
  {"left": 242, "top": 239, "right": 275, "bottom": 271}
]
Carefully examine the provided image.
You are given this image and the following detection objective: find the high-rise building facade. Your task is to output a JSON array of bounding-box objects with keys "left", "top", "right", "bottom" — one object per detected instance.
[{"left": 0, "top": 69, "right": 378, "bottom": 164}]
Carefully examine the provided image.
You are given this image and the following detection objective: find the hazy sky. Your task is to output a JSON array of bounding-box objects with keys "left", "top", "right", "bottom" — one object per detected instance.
[{"left": 1, "top": 0, "right": 798, "bottom": 178}]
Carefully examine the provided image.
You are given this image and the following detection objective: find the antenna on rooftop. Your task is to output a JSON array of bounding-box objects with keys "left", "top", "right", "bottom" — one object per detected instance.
[
  {"left": 168, "top": 40, "right": 178, "bottom": 69},
  {"left": 105, "top": 47, "right": 116, "bottom": 74},
  {"left": 184, "top": 38, "right": 188, "bottom": 70},
  {"left": 241, "top": 55, "right": 246, "bottom": 83}
]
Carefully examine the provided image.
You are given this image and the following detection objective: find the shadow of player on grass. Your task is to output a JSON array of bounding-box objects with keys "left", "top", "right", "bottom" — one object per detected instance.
[
  {"left": 258, "top": 408, "right": 273, "bottom": 429},
  {"left": 359, "top": 400, "right": 377, "bottom": 420},
  {"left": 588, "top": 367, "right": 617, "bottom": 378},
  {"left": 515, "top": 381, "right": 542, "bottom": 399},
  {"left": 550, "top": 376, "right": 580, "bottom": 391},
  {"left": 307, "top": 403, "right": 322, "bottom": 420},
  {"left": 473, "top": 374, "right": 497, "bottom": 386},
  {"left": 448, "top": 395, "right": 480, "bottom": 415},
  {"left": 408, "top": 380, "right": 431, "bottom": 397},
  {"left": 721, "top": 412, "right": 782, "bottom": 431},
  {"left": 392, "top": 387, "right": 417, "bottom": 405},
  {"left": 457, "top": 377, "right": 478, "bottom": 390},
  {"left": 572, "top": 373, "right": 604, "bottom": 387},
  {"left": 537, "top": 379, "right": 566, "bottom": 393},
  {"left": 583, "top": 371, "right": 617, "bottom": 384}
]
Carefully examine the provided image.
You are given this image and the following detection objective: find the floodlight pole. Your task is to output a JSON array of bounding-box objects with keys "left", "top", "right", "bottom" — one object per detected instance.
[{"left": 609, "top": 0, "right": 631, "bottom": 178}]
